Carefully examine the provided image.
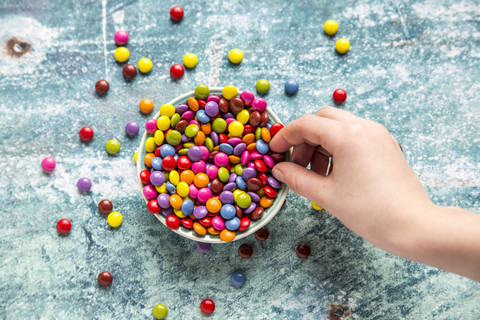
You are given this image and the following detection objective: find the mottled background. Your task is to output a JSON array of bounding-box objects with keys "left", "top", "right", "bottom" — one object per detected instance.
[{"left": 0, "top": 0, "right": 479, "bottom": 319}]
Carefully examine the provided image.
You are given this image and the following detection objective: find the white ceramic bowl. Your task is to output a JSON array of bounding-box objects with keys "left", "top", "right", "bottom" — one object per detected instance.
[{"left": 137, "top": 87, "right": 290, "bottom": 243}]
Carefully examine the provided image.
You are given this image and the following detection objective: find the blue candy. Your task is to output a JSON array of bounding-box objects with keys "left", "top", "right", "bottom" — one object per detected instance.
[
  {"left": 160, "top": 144, "right": 175, "bottom": 157},
  {"left": 284, "top": 79, "right": 299, "bottom": 95},
  {"left": 235, "top": 176, "right": 247, "bottom": 190},
  {"left": 231, "top": 271, "right": 246, "bottom": 287},
  {"left": 225, "top": 217, "right": 240, "bottom": 231},
  {"left": 151, "top": 157, "right": 163, "bottom": 170},
  {"left": 219, "top": 143, "right": 234, "bottom": 155},
  {"left": 196, "top": 109, "right": 211, "bottom": 123},
  {"left": 166, "top": 181, "right": 176, "bottom": 194},
  {"left": 181, "top": 199, "right": 194, "bottom": 215},
  {"left": 220, "top": 204, "right": 236, "bottom": 220},
  {"left": 256, "top": 139, "right": 269, "bottom": 154}
]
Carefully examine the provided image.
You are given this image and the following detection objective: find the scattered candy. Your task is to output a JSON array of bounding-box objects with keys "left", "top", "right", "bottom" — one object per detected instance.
[
  {"left": 231, "top": 271, "right": 246, "bottom": 287},
  {"left": 284, "top": 79, "right": 299, "bottom": 95},
  {"left": 335, "top": 38, "right": 350, "bottom": 54},
  {"left": 228, "top": 48, "right": 243, "bottom": 64},
  {"left": 122, "top": 64, "right": 137, "bottom": 79},
  {"left": 200, "top": 299, "right": 215, "bottom": 315},
  {"left": 138, "top": 58, "right": 153, "bottom": 73},
  {"left": 183, "top": 53, "right": 198, "bottom": 68},
  {"left": 98, "top": 199, "right": 113, "bottom": 214},
  {"left": 311, "top": 201, "right": 323, "bottom": 210},
  {"left": 41, "top": 157, "right": 56, "bottom": 172},
  {"left": 170, "top": 6, "right": 184, "bottom": 22},
  {"left": 77, "top": 177, "right": 92, "bottom": 193},
  {"left": 238, "top": 243, "right": 253, "bottom": 259},
  {"left": 97, "top": 271, "right": 113, "bottom": 287},
  {"left": 333, "top": 88, "right": 347, "bottom": 103},
  {"left": 296, "top": 243, "right": 311, "bottom": 258},
  {"left": 256, "top": 79, "right": 270, "bottom": 94},
  {"left": 114, "top": 30, "right": 129, "bottom": 45},
  {"left": 139, "top": 98, "right": 154, "bottom": 114},
  {"left": 153, "top": 304, "right": 168, "bottom": 319},
  {"left": 125, "top": 121, "right": 140, "bottom": 136},
  {"left": 114, "top": 47, "right": 129, "bottom": 63},
  {"left": 79, "top": 126, "right": 94, "bottom": 142},
  {"left": 56, "top": 218, "right": 71, "bottom": 234},
  {"left": 106, "top": 139, "right": 121, "bottom": 155},
  {"left": 107, "top": 212, "right": 123, "bottom": 227},
  {"left": 95, "top": 79, "right": 109, "bottom": 95},
  {"left": 254, "top": 227, "right": 269, "bottom": 241},
  {"left": 196, "top": 242, "right": 211, "bottom": 253},
  {"left": 170, "top": 64, "right": 185, "bottom": 79},
  {"left": 324, "top": 20, "right": 338, "bottom": 35}
]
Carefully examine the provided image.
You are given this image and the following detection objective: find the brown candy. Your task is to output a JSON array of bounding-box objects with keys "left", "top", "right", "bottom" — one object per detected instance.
[
  {"left": 235, "top": 205, "right": 243, "bottom": 219},
  {"left": 95, "top": 79, "right": 109, "bottom": 95},
  {"left": 98, "top": 199, "right": 113, "bottom": 214},
  {"left": 251, "top": 207, "right": 264, "bottom": 220},
  {"left": 296, "top": 243, "right": 311, "bottom": 258},
  {"left": 219, "top": 98, "right": 229, "bottom": 113},
  {"left": 249, "top": 111, "right": 261, "bottom": 127},
  {"left": 246, "top": 178, "right": 262, "bottom": 192},
  {"left": 238, "top": 243, "right": 253, "bottom": 259},
  {"left": 259, "top": 112, "right": 269, "bottom": 127},
  {"left": 208, "top": 151, "right": 219, "bottom": 163},
  {"left": 254, "top": 227, "right": 269, "bottom": 241},
  {"left": 270, "top": 153, "right": 286, "bottom": 163},
  {"left": 211, "top": 178, "right": 224, "bottom": 194},
  {"left": 122, "top": 64, "right": 137, "bottom": 79},
  {"left": 229, "top": 97, "right": 244, "bottom": 113},
  {"left": 175, "top": 120, "right": 189, "bottom": 133}
]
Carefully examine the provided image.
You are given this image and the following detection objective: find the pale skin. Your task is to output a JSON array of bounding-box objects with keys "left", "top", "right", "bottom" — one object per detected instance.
[{"left": 269, "top": 106, "right": 480, "bottom": 281}]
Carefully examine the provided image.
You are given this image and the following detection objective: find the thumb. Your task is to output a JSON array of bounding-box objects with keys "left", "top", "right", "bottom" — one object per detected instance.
[{"left": 272, "top": 162, "right": 331, "bottom": 205}]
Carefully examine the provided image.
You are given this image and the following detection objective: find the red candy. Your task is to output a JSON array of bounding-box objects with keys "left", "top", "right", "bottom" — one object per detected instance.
[
  {"left": 154, "top": 145, "right": 161, "bottom": 157},
  {"left": 56, "top": 219, "right": 71, "bottom": 234},
  {"left": 199, "top": 216, "right": 212, "bottom": 227},
  {"left": 166, "top": 214, "right": 181, "bottom": 229},
  {"left": 264, "top": 186, "right": 277, "bottom": 198},
  {"left": 258, "top": 173, "right": 268, "bottom": 186},
  {"left": 200, "top": 299, "right": 215, "bottom": 315},
  {"left": 177, "top": 156, "right": 192, "bottom": 170},
  {"left": 139, "top": 170, "right": 151, "bottom": 184},
  {"left": 170, "top": 64, "right": 185, "bottom": 79},
  {"left": 198, "top": 99, "right": 207, "bottom": 109},
  {"left": 333, "top": 88, "right": 347, "bottom": 103},
  {"left": 162, "top": 156, "right": 176, "bottom": 172},
  {"left": 238, "top": 217, "right": 251, "bottom": 231},
  {"left": 269, "top": 123, "right": 284, "bottom": 137},
  {"left": 219, "top": 133, "right": 228, "bottom": 144},
  {"left": 181, "top": 218, "right": 194, "bottom": 229},
  {"left": 243, "top": 124, "right": 255, "bottom": 135},
  {"left": 79, "top": 126, "right": 94, "bottom": 142},
  {"left": 97, "top": 271, "right": 113, "bottom": 287},
  {"left": 254, "top": 160, "right": 267, "bottom": 173},
  {"left": 147, "top": 199, "right": 162, "bottom": 214},
  {"left": 170, "top": 6, "right": 184, "bottom": 22}
]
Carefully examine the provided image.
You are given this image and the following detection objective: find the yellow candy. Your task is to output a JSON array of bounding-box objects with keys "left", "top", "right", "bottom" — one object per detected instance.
[
  {"left": 145, "top": 137, "right": 156, "bottom": 153},
  {"left": 114, "top": 47, "right": 129, "bottom": 62},
  {"left": 133, "top": 151, "right": 138, "bottom": 164},
  {"left": 160, "top": 104, "right": 175, "bottom": 118},
  {"left": 324, "top": 20, "right": 338, "bottom": 36},
  {"left": 335, "top": 38, "right": 350, "bottom": 54},
  {"left": 155, "top": 183, "right": 167, "bottom": 193},
  {"left": 183, "top": 142, "right": 195, "bottom": 148},
  {"left": 228, "top": 121, "right": 244, "bottom": 137},
  {"left": 174, "top": 208, "right": 187, "bottom": 218},
  {"left": 236, "top": 109, "right": 250, "bottom": 124},
  {"left": 222, "top": 85, "right": 238, "bottom": 100},
  {"left": 107, "top": 212, "right": 123, "bottom": 227},
  {"left": 157, "top": 116, "right": 171, "bottom": 131},
  {"left": 312, "top": 201, "right": 323, "bottom": 210},
  {"left": 154, "top": 130, "right": 165, "bottom": 145},
  {"left": 138, "top": 57, "right": 153, "bottom": 73},
  {"left": 183, "top": 53, "right": 198, "bottom": 68},
  {"left": 169, "top": 170, "right": 180, "bottom": 186},
  {"left": 228, "top": 48, "right": 243, "bottom": 64},
  {"left": 176, "top": 181, "right": 189, "bottom": 197},
  {"left": 233, "top": 189, "right": 243, "bottom": 201}
]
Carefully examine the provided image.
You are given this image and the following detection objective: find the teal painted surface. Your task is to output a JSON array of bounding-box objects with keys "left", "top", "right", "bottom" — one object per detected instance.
[{"left": 0, "top": 0, "right": 479, "bottom": 319}]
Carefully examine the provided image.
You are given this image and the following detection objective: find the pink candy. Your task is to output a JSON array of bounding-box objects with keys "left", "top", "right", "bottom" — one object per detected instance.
[
  {"left": 240, "top": 90, "right": 255, "bottom": 106},
  {"left": 241, "top": 151, "right": 250, "bottom": 166},
  {"left": 263, "top": 155, "right": 275, "bottom": 168},
  {"left": 192, "top": 160, "right": 206, "bottom": 174},
  {"left": 206, "top": 165, "right": 219, "bottom": 180},
  {"left": 114, "top": 30, "right": 129, "bottom": 45},
  {"left": 41, "top": 157, "right": 56, "bottom": 172},
  {"left": 252, "top": 98, "right": 267, "bottom": 112},
  {"left": 143, "top": 185, "right": 158, "bottom": 199},
  {"left": 212, "top": 216, "right": 225, "bottom": 231},
  {"left": 214, "top": 152, "right": 229, "bottom": 167},
  {"left": 198, "top": 188, "right": 213, "bottom": 203},
  {"left": 199, "top": 146, "right": 210, "bottom": 160},
  {"left": 189, "top": 184, "right": 199, "bottom": 199},
  {"left": 145, "top": 119, "right": 157, "bottom": 134}
]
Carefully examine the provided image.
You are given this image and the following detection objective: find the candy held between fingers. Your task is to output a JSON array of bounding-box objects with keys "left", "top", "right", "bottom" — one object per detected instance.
[
  {"left": 41, "top": 157, "right": 56, "bottom": 172},
  {"left": 312, "top": 201, "right": 323, "bottom": 210}
]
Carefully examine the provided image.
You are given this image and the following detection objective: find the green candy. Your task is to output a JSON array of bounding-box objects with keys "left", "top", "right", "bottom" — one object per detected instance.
[
  {"left": 178, "top": 148, "right": 189, "bottom": 156},
  {"left": 166, "top": 130, "right": 182, "bottom": 146},
  {"left": 212, "top": 118, "right": 227, "bottom": 133},
  {"left": 195, "top": 84, "right": 210, "bottom": 100},
  {"left": 185, "top": 124, "right": 200, "bottom": 137},
  {"left": 255, "top": 126, "right": 262, "bottom": 140},
  {"left": 170, "top": 113, "right": 181, "bottom": 128},
  {"left": 256, "top": 79, "right": 270, "bottom": 94},
  {"left": 234, "top": 164, "right": 245, "bottom": 176},
  {"left": 205, "top": 137, "right": 214, "bottom": 152},
  {"left": 218, "top": 167, "right": 230, "bottom": 183},
  {"left": 236, "top": 192, "right": 252, "bottom": 209},
  {"left": 152, "top": 304, "right": 168, "bottom": 319},
  {"left": 105, "top": 139, "right": 120, "bottom": 155}
]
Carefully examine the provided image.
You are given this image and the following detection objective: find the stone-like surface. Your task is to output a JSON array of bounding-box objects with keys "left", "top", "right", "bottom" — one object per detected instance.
[{"left": 0, "top": 0, "right": 479, "bottom": 319}]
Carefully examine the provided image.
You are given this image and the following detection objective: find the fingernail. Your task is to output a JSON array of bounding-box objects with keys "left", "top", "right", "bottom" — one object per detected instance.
[{"left": 272, "top": 167, "right": 284, "bottom": 182}]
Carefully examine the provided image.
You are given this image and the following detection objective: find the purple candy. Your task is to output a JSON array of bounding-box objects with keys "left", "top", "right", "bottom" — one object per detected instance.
[
  {"left": 157, "top": 193, "right": 171, "bottom": 209},
  {"left": 206, "top": 165, "right": 219, "bottom": 180},
  {"left": 199, "top": 146, "right": 210, "bottom": 161},
  {"left": 210, "top": 131, "right": 219, "bottom": 146},
  {"left": 143, "top": 184, "right": 158, "bottom": 199},
  {"left": 244, "top": 202, "right": 257, "bottom": 214},
  {"left": 222, "top": 112, "right": 234, "bottom": 119},
  {"left": 263, "top": 155, "right": 275, "bottom": 168},
  {"left": 247, "top": 191, "right": 261, "bottom": 203},
  {"left": 207, "top": 95, "right": 221, "bottom": 103},
  {"left": 196, "top": 241, "right": 211, "bottom": 253},
  {"left": 214, "top": 152, "right": 229, "bottom": 167},
  {"left": 241, "top": 151, "right": 250, "bottom": 166},
  {"left": 240, "top": 90, "right": 255, "bottom": 106},
  {"left": 267, "top": 176, "right": 281, "bottom": 189},
  {"left": 242, "top": 167, "right": 257, "bottom": 180},
  {"left": 175, "top": 104, "right": 189, "bottom": 114},
  {"left": 228, "top": 173, "right": 237, "bottom": 183},
  {"left": 198, "top": 188, "right": 213, "bottom": 203},
  {"left": 189, "top": 120, "right": 200, "bottom": 127},
  {"left": 192, "top": 160, "right": 206, "bottom": 174},
  {"left": 189, "top": 184, "right": 199, "bottom": 199},
  {"left": 206, "top": 182, "right": 211, "bottom": 189},
  {"left": 181, "top": 134, "right": 191, "bottom": 143},
  {"left": 187, "top": 146, "right": 203, "bottom": 161},
  {"left": 77, "top": 177, "right": 92, "bottom": 192},
  {"left": 252, "top": 98, "right": 267, "bottom": 112},
  {"left": 150, "top": 171, "right": 165, "bottom": 186},
  {"left": 212, "top": 216, "right": 225, "bottom": 231},
  {"left": 224, "top": 182, "right": 236, "bottom": 191},
  {"left": 181, "top": 110, "right": 195, "bottom": 122},
  {"left": 125, "top": 121, "right": 140, "bottom": 136},
  {"left": 227, "top": 137, "right": 242, "bottom": 146},
  {"left": 205, "top": 101, "right": 219, "bottom": 117},
  {"left": 219, "top": 191, "right": 235, "bottom": 204},
  {"left": 193, "top": 206, "right": 208, "bottom": 219},
  {"left": 233, "top": 143, "right": 247, "bottom": 156},
  {"left": 250, "top": 152, "right": 263, "bottom": 160},
  {"left": 162, "top": 207, "right": 173, "bottom": 217}
]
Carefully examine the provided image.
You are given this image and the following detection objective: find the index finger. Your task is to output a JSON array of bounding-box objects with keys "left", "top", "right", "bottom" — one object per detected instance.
[{"left": 270, "top": 114, "right": 342, "bottom": 154}]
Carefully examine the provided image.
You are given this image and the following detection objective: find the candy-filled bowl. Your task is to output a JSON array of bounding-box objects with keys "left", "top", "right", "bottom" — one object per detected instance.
[{"left": 137, "top": 86, "right": 290, "bottom": 243}]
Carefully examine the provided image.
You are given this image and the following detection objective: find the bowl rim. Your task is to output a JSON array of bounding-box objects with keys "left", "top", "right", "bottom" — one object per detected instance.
[{"left": 136, "top": 87, "right": 290, "bottom": 243}]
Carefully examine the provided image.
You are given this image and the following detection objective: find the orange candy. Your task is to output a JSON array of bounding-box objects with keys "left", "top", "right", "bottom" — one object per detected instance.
[
  {"left": 144, "top": 153, "right": 155, "bottom": 167},
  {"left": 206, "top": 198, "right": 222, "bottom": 213},
  {"left": 194, "top": 131, "right": 206, "bottom": 145},
  {"left": 180, "top": 170, "right": 195, "bottom": 185},
  {"left": 247, "top": 142, "right": 257, "bottom": 153},
  {"left": 201, "top": 123, "right": 212, "bottom": 135},
  {"left": 242, "top": 133, "right": 255, "bottom": 145},
  {"left": 194, "top": 173, "right": 209, "bottom": 188},
  {"left": 139, "top": 99, "right": 154, "bottom": 114},
  {"left": 228, "top": 155, "right": 241, "bottom": 164},
  {"left": 170, "top": 194, "right": 183, "bottom": 209},
  {"left": 259, "top": 196, "right": 273, "bottom": 208},
  {"left": 193, "top": 222, "right": 207, "bottom": 235},
  {"left": 207, "top": 226, "right": 220, "bottom": 235},
  {"left": 261, "top": 127, "right": 271, "bottom": 142},
  {"left": 188, "top": 97, "right": 199, "bottom": 112},
  {"left": 220, "top": 229, "right": 236, "bottom": 242}
]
